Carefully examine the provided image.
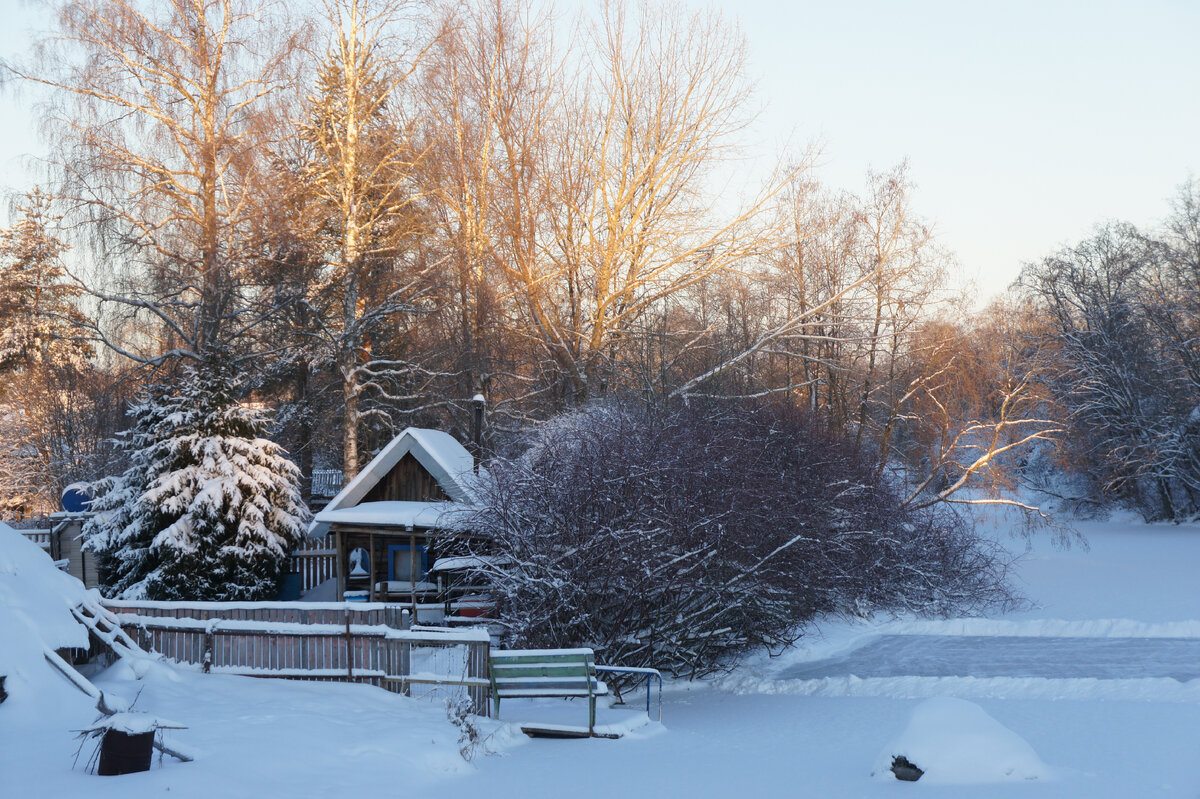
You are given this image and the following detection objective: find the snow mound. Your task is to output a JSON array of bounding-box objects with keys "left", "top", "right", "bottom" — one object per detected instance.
[
  {"left": 0, "top": 521, "right": 91, "bottom": 715},
  {"left": 872, "top": 697, "right": 1054, "bottom": 784}
]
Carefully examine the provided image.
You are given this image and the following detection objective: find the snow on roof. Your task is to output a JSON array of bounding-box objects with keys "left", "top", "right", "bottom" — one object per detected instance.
[
  {"left": 406, "top": 428, "right": 477, "bottom": 489},
  {"left": 430, "top": 554, "right": 512, "bottom": 572},
  {"left": 312, "top": 501, "right": 470, "bottom": 529},
  {"left": 308, "top": 427, "right": 481, "bottom": 537},
  {"left": 0, "top": 520, "right": 92, "bottom": 716}
]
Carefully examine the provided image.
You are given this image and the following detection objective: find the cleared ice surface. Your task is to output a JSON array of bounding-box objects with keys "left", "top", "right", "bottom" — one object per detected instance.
[{"left": 780, "top": 635, "right": 1200, "bottom": 682}]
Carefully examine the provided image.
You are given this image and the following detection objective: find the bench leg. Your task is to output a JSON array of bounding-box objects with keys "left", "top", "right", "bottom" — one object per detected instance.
[{"left": 588, "top": 695, "right": 596, "bottom": 736}]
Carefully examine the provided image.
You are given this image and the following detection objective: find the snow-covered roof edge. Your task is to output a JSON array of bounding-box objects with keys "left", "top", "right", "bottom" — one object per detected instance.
[{"left": 310, "top": 429, "right": 480, "bottom": 536}]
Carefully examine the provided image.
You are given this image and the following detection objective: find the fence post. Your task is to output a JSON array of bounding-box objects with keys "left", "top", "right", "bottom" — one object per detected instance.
[
  {"left": 400, "top": 641, "right": 411, "bottom": 696},
  {"left": 344, "top": 608, "right": 353, "bottom": 679}
]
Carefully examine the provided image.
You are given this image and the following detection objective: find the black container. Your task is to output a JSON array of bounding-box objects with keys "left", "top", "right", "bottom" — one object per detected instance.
[{"left": 97, "top": 729, "right": 154, "bottom": 776}]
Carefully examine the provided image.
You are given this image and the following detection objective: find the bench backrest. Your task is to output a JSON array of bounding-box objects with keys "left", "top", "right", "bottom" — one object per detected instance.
[{"left": 489, "top": 648, "right": 599, "bottom": 697}]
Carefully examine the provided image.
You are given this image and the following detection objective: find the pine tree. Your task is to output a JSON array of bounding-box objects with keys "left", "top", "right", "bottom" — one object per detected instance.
[
  {"left": 84, "top": 354, "right": 311, "bottom": 600},
  {"left": 0, "top": 189, "right": 89, "bottom": 373}
]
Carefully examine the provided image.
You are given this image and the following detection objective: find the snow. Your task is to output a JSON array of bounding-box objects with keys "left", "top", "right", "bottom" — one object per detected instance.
[
  {"left": 104, "top": 597, "right": 399, "bottom": 611},
  {"left": 82, "top": 712, "right": 185, "bottom": 735},
  {"left": 6, "top": 510, "right": 1200, "bottom": 797},
  {"left": 871, "top": 697, "right": 1053, "bottom": 783},
  {"left": 405, "top": 428, "right": 479, "bottom": 490},
  {"left": 109, "top": 612, "right": 489, "bottom": 641},
  {"left": 312, "top": 500, "right": 460, "bottom": 528},
  {"left": 431, "top": 554, "right": 514, "bottom": 572},
  {"left": 0, "top": 521, "right": 91, "bottom": 719}
]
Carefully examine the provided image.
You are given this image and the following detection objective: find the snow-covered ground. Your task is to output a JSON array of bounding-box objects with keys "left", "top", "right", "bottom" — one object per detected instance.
[{"left": 5, "top": 512, "right": 1200, "bottom": 797}]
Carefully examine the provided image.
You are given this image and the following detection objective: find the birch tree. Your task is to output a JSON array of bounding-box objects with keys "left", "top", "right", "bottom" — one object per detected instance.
[
  {"left": 671, "top": 164, "right": 945, "bottom": 423},
  {"left": 529, "top": 0, "right": 796, "bottom": 403},
  {"left": 416, "top": 0, "right": 557, "bottom": 425},
  {"left": 17, "top": 0, "right": 301, "bottom": 362},
  {"left": 296, "top": 0, "right": 439, "bottom": 477},
  {"left": 423, "top": 0, "right": 804, "bottom": 413}
]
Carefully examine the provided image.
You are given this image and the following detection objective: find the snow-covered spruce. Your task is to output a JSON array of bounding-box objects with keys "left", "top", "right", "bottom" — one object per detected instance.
[
  {"left": 452, "top": 400, "right": 1016, "bottom": 679},
  {"left": 83, "top": 355, "right": 310, "bottom": 600}
]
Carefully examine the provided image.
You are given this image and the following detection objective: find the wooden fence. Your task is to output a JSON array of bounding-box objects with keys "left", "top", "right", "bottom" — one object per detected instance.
[
  {"left": 289, "top": 538, "right": 337, "bottom": 593},
  {"left": 103, "top": 601, "right": 491, "bottom": 716}
]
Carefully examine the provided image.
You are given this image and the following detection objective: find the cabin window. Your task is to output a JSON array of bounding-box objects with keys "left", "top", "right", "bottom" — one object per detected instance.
[{"left": 387, "top": 544, "right": 428, "bottom": 582}]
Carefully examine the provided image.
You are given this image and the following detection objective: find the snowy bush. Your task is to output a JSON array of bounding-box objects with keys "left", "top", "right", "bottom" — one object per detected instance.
[
  {"left": 83, "top": 355, "right": 310, "bottom": 600},
  {"left": 456, "top": 400, "right": 1014, "bottom": 678}
]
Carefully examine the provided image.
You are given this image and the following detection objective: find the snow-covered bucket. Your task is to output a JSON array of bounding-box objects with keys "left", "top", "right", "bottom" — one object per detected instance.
[
  {"left": 97, "top": 729, "right": 154, "bottom": 776},
  {"left": 81, "top": 713, "right": 186, "bottom": 776}
]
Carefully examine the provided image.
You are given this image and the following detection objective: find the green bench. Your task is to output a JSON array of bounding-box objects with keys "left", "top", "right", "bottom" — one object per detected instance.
[{"left": 488, "top": 648, "right": 609, "bottom": 736}]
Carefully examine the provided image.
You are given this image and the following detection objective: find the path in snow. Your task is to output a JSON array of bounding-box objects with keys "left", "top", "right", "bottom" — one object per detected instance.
[{"left": 779, "top": 635, "right": 1200, "bottom": 682}]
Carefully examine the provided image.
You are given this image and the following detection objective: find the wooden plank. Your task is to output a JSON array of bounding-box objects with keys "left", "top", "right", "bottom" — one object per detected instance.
[
  {"left": 519, "top": 725, "right": 619, "bottom": 740},
  {"left": 491, "top": 665, "right": 594, "bottom": 679},
  {"left": 493, "top": 676, "right": 604, "bottom": 688},
  {"left": 489, "top": 653, "right": 595, "bottom": 665},
  {"left": 368, "top": 534, "right": 376, "bottom": 603},
  {"left": 383, "top": 676, "right": 492, "bottom": 688},
  {"left": 493, "top": 687, "right": 596, "bottom": 697},
  {"left": 334, "top": 529, "right": 345, "bottom": 601}
]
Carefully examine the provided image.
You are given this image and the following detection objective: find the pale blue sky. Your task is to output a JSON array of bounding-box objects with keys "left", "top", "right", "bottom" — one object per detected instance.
[{"left": 2, "top": 0, "right": 1197, "bottom": 301}]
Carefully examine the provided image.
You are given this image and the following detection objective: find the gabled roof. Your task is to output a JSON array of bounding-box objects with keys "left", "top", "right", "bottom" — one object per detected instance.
[{"left": 308, "top": 428, "right": 479, "bottom": 536}]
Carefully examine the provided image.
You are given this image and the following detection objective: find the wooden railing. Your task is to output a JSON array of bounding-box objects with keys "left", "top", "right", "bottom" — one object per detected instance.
[
  {"left": 102, "top": 601, "right": 491, "bottom": 715},
  {"left": 289, "top": 538, "right": 337, "bottom": 592},
  {"left": 20, "top": 529, "right": 52, "bottom": 551},
  {"left": 104, "top": 598, "right": 409, "bottom": 628}
]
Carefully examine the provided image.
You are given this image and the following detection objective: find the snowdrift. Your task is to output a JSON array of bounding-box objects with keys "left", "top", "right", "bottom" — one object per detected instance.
[
  {"left": 873, "top": 696, "right": 1054, "bottom": 784},
  {"left": 0, "top": 521, "right": 93, "bottom": 718}
]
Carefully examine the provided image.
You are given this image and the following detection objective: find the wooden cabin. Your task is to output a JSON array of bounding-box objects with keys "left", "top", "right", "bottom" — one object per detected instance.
[{"left": 309, "top": 428, "right": 484, "bottom": 609}]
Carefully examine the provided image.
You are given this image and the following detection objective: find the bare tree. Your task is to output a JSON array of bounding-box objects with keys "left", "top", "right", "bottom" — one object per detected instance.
[
  {"left": 671, "top": 164, "right": 946, "bottom": 419},
  {"left": 421, "top": 0, "right": 806, "bottom": 415},
  {"left": 415, "top": 0, "right": 558, "bottom": 427},
  {"left": 14, "top": 0, "right": 303, "bottom": 363},
  {"left": 1019, "top": 211, "right": 1200, "bottom": 521},
  {"left": 529, "top": 1, "right": 806, "bottom": 403},
  {"left": 292, "top": 0, "right": 441, "bottom": 477}
]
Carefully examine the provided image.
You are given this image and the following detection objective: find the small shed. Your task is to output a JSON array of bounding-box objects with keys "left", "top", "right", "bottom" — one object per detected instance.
[{"left": 309, "top": 428, "right": 483, "bottom": 608}]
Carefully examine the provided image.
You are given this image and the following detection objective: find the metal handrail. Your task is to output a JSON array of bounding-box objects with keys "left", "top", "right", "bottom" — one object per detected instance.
[{"left": 594, "top": 665, "right": 663, "bottom": 722}]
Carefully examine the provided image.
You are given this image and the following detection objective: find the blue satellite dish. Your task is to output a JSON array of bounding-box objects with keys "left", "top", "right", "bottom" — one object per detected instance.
[{"left": 61, "top": 483, "right": 93, "bottom": 513}]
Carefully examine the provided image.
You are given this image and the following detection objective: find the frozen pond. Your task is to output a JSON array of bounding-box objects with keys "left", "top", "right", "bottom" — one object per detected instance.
[{"left": 780, "top": 636, "right": 1200, "bottom": 682}]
